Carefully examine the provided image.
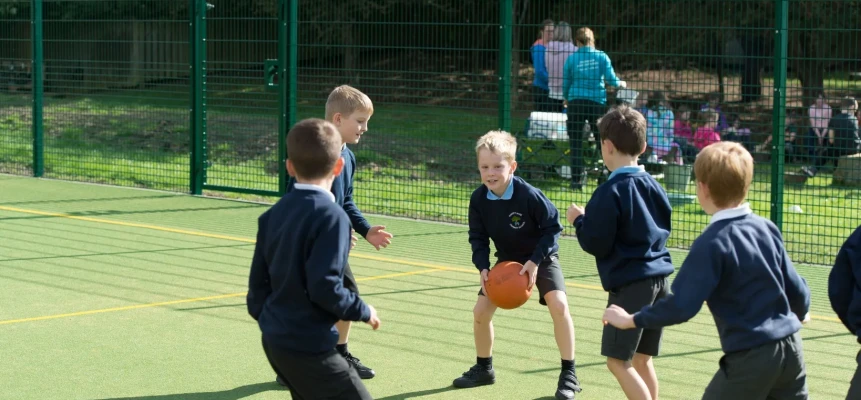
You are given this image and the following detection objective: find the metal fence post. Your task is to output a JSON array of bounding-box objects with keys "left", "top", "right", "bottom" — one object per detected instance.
[
  {"left": 31, "top": 0, "right": 44, "bottom": 177},
  {"left": 498, "top": 0, "right": 512, "bottom": 133},
  {"left": 277, "top": 0, "right": 297, "bottom": 195},
  {"left": 189, "top": 0, "right": 208, "bottom": 195},
  {"left": 770, "top": 0, "right": 788, "bottom": 229}
]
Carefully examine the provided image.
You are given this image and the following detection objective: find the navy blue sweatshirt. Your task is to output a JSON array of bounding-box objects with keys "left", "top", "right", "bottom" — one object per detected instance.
[
  {"left": 573, "top": 168, "right": 675, "bottom": 291},
  {"left": 286, "top": 145, "right": 372, "bottom": 237},
  {"left": 829, "top": 225, "right": 861, "bottom": 343},
  {"left": 633, "top": 206, "right": 810, "bottom": 353},
  {"left": 469, "top": 176, "right": 563, "bottom": 270},
  {"left": 247, "top": 186, "right": 371, "bottom": 354}
]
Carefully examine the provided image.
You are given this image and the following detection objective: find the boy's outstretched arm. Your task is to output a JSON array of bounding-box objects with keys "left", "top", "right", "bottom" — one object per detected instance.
[
  {"left": 342, "top": 158, "right": 391, "bottom": 249},
  {"left": 247, "top": 216, "right": 272, "bottom": 321},
  {"left": 306, "top": 211, "right": 371, "bottom": 323},
  {"left": 342, "top": 177, "right": 373, "bottom": 238},
  {"left": 830, "top": 226, "right": 861, "bottom": 334},
  {"left": 626, "top": 241, "right": 719, "bottom": 329},
  {"left": 468, "top": 198, "right": 491, "bottom": 272},
  {"left": 572, "top": 193, "right": 619, "bottom": 259},
  {"left": 778, "top": 237, "right": 811, "bottom": 322},
  {"left": 528, "top": 193, "right": 564, "bottom": 266}
]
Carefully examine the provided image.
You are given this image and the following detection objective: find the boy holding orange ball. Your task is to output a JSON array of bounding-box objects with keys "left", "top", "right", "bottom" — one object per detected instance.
[{"left": 452, "top": 130, "right": 581, "bottom": 400}]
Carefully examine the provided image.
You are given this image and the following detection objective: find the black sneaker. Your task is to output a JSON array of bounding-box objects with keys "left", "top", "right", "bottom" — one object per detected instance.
[
  {"left": 801, "top": 166, "right": 816, "bottom": 178},
  {"left": 452, "top": 364, "right": 495, "bottom": 388},
  {"left": 555, "top": 369, "right": 582, "bottom": 400},
  {"left": 344, "top": 352, "right": 375, "bottom": 379}
]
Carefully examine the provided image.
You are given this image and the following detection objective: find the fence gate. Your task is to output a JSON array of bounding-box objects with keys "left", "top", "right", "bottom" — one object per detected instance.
[{"left": 194, "top": 0, "right": 293, "bottom": 197}]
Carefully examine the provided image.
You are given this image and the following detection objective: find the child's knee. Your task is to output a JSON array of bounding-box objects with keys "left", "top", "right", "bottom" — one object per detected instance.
[
  {"left": 632, "top": 353, "right": 652, "bottom": 368},
  {"left": 544, "top": 291, "right": 570, "bottom": 317},
  {"left": 473, "top": 298, "right": 496, "bottom": 324},
  {"left": 606, "top": 357, "right": 631, "bottom": 373}
]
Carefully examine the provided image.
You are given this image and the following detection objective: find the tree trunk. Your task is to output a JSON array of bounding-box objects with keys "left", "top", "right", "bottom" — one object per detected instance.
[
  {"left": 740, "top": 34, "right": 763, "bottom": 103},
  {"left": 793, "top": 32, "right": 824, "bottom": 108},
  {"left": 341, "top": 22, "right": 356, "bottom": 83}
]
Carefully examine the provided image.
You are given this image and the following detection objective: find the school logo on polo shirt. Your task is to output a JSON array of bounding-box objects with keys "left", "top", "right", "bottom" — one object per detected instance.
[{"left": 509, "top": 212, "right": 524, "bottom": 229}]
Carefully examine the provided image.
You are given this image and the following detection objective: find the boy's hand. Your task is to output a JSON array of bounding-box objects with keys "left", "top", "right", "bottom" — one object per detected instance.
[
  {"left": 480, "top": 269, "right": 489, "bottom": 293},
  {"left": 801, "top": 312, "right": 811, "bottom": 325},
  {"left": 365, "top": 226, "right": 393, "bottom": 250},
  {"left": 350, "top": 229, "right": 358, "bottom": 250},
  {"left": 519, "top": 261, "right": 538, "bottom": 290},
  {"left": 602, "top": 305, "right": 636, "bottom": 330},
  {"left": 618, "top": 80, "right": 627, "bottom": 88},
  {"left": 566, "top": 203, "right": 585, "bottom": 225},
  {"left": 366, "top": 305, "right": 381, "bottom": 330}
]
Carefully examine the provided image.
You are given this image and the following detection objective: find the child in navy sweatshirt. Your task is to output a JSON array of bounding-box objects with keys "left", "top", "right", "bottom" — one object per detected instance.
[
  {"left": 829, "top": 224, "right": 861, "bottom": 399},
  {"left": 247, "top": 118, "right": 381, "bottom": 400},
  {"left": 603, "top": 141, "right": 811, "bottom": 400},
  {"left": 452, "top": 130, "right": 581, "bottom": 400},
  {"left": 284, "top": 85, "right": 393, "bottom": 380},
  {"left": 566, "top": 105, "right": 675, "bottom": 400}
]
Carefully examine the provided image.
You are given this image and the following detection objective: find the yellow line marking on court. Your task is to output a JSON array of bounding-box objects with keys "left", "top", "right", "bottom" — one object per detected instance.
[
  {"left": 0, "top": 292, "right": 246, "bottom": 326},
  {"left": 0, "top": 205, "right": 256, "bottom": 244},
  {"left": 0, "top": 270, "right": 444, "bottom": 326},
  {"left": 0, "top": 205, "right": 844, "bottom": 324}
]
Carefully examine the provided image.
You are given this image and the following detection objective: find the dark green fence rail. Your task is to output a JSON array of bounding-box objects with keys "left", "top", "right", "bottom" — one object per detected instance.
[{"left": 1, "top": 0, "right": 859, "bottom": 265}]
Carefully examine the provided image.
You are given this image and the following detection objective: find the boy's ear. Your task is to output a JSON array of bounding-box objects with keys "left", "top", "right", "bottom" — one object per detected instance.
[
  {"left": 509, "top": 160, "right": 518, "bottom": 174},
  {"left": 332, "top": 112, "right": 342, "bottom": 126},
  {"left": 332, "top": 157, "right": 345, "bottom": 176},
  {"left": 638, "top": 141, "right": 648, "bottom": 156},
  {"left": 286, "top": 159, "right": 296, "bottom": 177}
]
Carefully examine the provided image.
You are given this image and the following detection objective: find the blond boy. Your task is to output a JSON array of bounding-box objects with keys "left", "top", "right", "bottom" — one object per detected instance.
[
  {"left": 282, "top": 85, "right": 393, "bottom": 382},
  {"left": 452, "top": 130, "right": 581, "bottom": 400}
]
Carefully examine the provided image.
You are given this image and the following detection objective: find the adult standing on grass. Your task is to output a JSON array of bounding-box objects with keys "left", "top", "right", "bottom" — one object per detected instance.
[
  {"left": 532, "top": 19, "right": 555, "bottom": 112},
  {"left": 545, "top": 22, "right": 577, "bottom": 113},
  {"left": 562, "top": 27, "right": 626, "bottom": 190}
]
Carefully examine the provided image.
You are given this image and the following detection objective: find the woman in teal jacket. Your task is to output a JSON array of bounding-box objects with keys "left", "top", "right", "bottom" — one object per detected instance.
[{"left": 562, "top": 27, "right": 626, "bottom": 189}]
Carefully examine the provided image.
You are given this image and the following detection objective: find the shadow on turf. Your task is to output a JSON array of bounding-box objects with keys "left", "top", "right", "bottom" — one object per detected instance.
[
  {"left": 520, "top": 347, "right": 723, "bottom": 374},
  {"left": 94, "top": 382, "right": 278, "bottom": 400},
  {"left": 375, "top": 386, "right": 456, "bottom": 399}
]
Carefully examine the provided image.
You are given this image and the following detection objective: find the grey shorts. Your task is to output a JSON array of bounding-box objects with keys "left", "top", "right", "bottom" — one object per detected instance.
[
  {"left": 343, "top": 261, "right": 358, "bottom": 295},
  {"left": 703, "top": 331, "right": 808, "bottom": 400},
  {"left": 602, "top": 276, "right": 670, "bottom": 361},
  {"left": 478, "top": 255, "right": 566, "bottom": 306}
]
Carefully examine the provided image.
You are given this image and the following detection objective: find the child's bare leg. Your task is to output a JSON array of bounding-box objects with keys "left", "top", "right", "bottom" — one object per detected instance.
[
  {"left": 607, "top": 357, "right": 652, "bottom": 400},
  {"left": 474, "top": 295, "right": 497, "bottom": 357},
  {"left": 453, "top": 295, "right": 498, "bottom": 388},
  {"left": 336, "top": 320, "right": 351, "bottom": 345},
  {"left": 544, "top": 290, "right": 575, "bottom": 360},
  {"left": 632, "top": 353, "right": 658, "bottom": 400}
]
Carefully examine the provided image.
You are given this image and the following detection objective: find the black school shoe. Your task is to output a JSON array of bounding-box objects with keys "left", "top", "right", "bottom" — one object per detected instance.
[
  {"left": 452, "top": 364, "right": 496, "bottom": 388},
  {"left": 555, "top": 369, "right": 582, "bottom": 399},
  {"left": 344, "top": 352, "right": 376, "bottom": 379}
]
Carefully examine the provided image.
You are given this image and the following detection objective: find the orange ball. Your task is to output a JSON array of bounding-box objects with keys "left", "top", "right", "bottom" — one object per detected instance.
[{"left": 485, "top": 261, "right": 532, "bottom": 309}]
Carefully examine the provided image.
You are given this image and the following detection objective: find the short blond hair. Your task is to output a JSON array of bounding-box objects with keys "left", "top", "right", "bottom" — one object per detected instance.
[
  {"left": 475, "top": 130, "right": 517, "bottom": 162},
  {"left": 325, "top": 85, "right": 374, "bottom": 121},
  {"left": 575, "top": 27, "right": 595, "bottom": 47},
  {"left": 694, "top": 141, "right": 754, "bottom": 208}
]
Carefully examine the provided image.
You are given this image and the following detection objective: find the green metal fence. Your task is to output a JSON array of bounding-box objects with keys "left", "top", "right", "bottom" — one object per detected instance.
[{"left": 1, "top": 0, "right": 859, "bottom": 265}]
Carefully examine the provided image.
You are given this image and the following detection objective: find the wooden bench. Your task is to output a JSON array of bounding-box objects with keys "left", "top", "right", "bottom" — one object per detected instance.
[{"left": 833, "top": 152, "right": 861, "bottom": 187}]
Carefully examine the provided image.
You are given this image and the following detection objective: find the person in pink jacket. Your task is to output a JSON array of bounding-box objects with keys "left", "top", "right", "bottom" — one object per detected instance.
[
  {"left": 545, "top": 22, "right": 577, "bottom": 112},
  {"left": 693, "top": 110, "right": 722, "bottom": 150}
]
